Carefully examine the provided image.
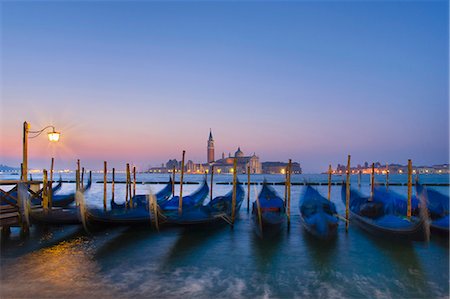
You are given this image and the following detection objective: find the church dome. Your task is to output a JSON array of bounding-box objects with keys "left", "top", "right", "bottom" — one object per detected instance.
[{"left": 235, "top": 147, "right": 244, "bottom": 158}]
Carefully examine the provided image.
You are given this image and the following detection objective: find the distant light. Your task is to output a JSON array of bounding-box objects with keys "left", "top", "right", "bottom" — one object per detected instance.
[
  {"left": 280, "top": 169, "right": 286, "bottom": 174},
  {"left": 47, "top": 130, "right": 60, "bottom": 142}
]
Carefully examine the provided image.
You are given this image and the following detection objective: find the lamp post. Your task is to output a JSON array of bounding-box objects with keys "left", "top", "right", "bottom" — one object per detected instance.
[{"left": 22, "top": 121, "right": 60, "bottom": 182}]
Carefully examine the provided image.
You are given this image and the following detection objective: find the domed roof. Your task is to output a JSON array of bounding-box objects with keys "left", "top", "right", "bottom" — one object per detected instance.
[{"left": 235, "top": 147, "right": 244, "bottom": 158}]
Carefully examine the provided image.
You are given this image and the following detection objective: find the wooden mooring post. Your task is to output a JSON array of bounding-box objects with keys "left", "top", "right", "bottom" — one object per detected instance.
[
  {"left": 370, "top": 162, "right": 375, "bottom": 199},
  {"left": 328, "top": 164, "right": 332, "bottom": 200},
  {"left": 284, "top": 167, "right": 288, "bottom": 206},
  {"left": 178, "top": 150, "right": 186, "bottom": 216},
  {"left": 386, "top": 163, "right": 389, "bottom": 191},
  {"left": 345, "top": 155, "right": 351, "bottom": 232},
  {"left": 247, "top": 165, "right": 250, "bottom": 213},
  {"left": 172, "top": 166, "right": 176, "bottom": 197},
  {"left": 42, "top": 169, "right": 49, "bottom": 211},
  {"left": 49, "top": 157, "right": 54, "bottom": 208},
  {"left": 133, "top": 166, "right": 136, "bottom": 198},
  {"left": 112, "top": 168, "right": 115, "bottom": 201},
  {"left": 127, "top": 163, "right": 132, "bottom": 207},
  {"left": 103, "top": 161, "right": 107, "bottom": 210},
  {"left": 287, "top": 159, "right": 292, "bottom": 226},
  {"left": 77, "top": 159, "right": 81, "bottom": 191},
  {"left": 81, "top": 167, "right": 85, "bottom": 190},
  {"left": 231, "top": 157, "right": 237, "bottom": 225},
  {"left": 407, "top": 159, "right": 412, "bottom": 218},
  {"left": 210, "top": 165, "right": 214, "bottom": 200}
]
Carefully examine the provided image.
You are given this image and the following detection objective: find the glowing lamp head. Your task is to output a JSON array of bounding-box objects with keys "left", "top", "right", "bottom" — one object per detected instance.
[{"left": 47, "top": 130, "right": 60, "bottom": 142}]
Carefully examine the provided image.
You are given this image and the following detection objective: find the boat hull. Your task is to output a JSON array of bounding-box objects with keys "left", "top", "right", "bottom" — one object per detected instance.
[
  {"left": 30, "top": 207, "right": 80, "bottom": 225},
  {"left": 350, "top": 212, "right": 428, "bottom": 241}
]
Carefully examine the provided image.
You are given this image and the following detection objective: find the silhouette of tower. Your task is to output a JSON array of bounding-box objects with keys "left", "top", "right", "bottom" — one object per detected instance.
[{"left": 207, "top": 129, "right": 215, "bottom": 163}]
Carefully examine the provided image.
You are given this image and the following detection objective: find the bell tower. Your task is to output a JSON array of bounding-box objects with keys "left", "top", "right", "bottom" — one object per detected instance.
[{"left": 207, "top": 129, "right": 215, "bottom": 163}]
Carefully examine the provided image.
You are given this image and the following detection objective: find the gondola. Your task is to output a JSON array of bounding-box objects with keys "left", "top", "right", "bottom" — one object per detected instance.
[
  {"left": 110, "top": 178, "right": 173, "bottom": 209},
  {"left": 82, "top": 180, "right": 209, "bottom": 226},
  {"left": 40, "top": 176, "right": 92, "bottom": 207},
  {"left": 374, "top": 186, "right": 448, "bottom": 235},
  {"left": 159, "top": 179, "right": 209, "bottom": 212},
  {"left": 252, "top": 181, "right": 286, "bottom": 237},
  {"left": 29, "top": 206, "right": 80, "bottom": 225},
  {"left": 342, "top": 185, "right": 428, "bottom": 241},
  {"left": 300, "top": 186, "right": 338, "bottom": 240},
  {"left": 28, "top": 176, "right": 94, "bottom": 224},
  {"left": 165, "top": 181, "right": 245, "bottom": 225}
]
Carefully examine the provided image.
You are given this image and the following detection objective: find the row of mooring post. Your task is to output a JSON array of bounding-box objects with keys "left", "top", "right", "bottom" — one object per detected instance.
[{"left": 102, "top": 161, "right": 138, "bottom": 211}]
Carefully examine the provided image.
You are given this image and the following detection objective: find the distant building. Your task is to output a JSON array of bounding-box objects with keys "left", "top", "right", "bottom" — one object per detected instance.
[
  {"left": 206, "top": 130, "right": 262, "bottom": 173},
  {"left": 147, "top": 130, "right": 304, "bottom": 175},
  {"left": 330, "top": 162, "right": 449, "bottom": 175},
  {"left": 262, "top": 162, "right": 302, "bottom": 174}
]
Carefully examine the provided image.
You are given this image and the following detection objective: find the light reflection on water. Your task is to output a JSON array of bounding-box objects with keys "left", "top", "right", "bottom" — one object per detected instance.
[{"left": 1, "top": 174, "right": 449, "bottom": 298}]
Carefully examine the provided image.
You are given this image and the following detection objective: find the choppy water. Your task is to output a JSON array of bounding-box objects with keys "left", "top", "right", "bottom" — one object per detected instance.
[{"left": 1, "top": 173, "right": 449, "bottom": 298}]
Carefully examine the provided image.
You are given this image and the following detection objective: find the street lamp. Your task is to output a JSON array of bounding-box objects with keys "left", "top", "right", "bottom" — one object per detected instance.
[{"left": 22, "top": 121, "right": 61, "bottom": 181}]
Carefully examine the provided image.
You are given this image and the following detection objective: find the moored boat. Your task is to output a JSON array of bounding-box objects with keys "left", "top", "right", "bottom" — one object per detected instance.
[
  {"left": 111, "top": 178, "right": 173, "bottom": 209},
  {"left": 165, "top": 181, "right": 245, "bottom": 225},
  {"left": 82, "top": 180, "right": 209, "bottom": 227},
  {"left": 300, "top": 186, "right": 338, "bottom": 240},
  {"left": 342, "top": 185, "right": 428, "bottom": 241},
  {"left": 252, "top": 181, "right": 286, "bottom": 237}
]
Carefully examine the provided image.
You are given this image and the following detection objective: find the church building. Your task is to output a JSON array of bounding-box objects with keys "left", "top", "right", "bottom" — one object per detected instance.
[{"left": 206, "top": 130, "right": 262, "bottom": 174}]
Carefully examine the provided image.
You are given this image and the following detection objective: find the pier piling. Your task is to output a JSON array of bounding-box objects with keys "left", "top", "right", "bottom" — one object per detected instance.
[
  {"left": 328, "top": 164, "right": 332, "bottom": 200},
  {"left": 42, "top": 169, "right": 48, "bottom": 211},
  {"left": 77, "top": 159, "right": 81, "bottom": 191},
  {"left": 49, "top": 157, "right": 54, "bottom": 208},
  {"left": 126, "top": 164, "right": 132, "bottom": 207},
  {"left": 370, "top": 162, "right": 375, "bottom": 199},
  {"left": 112, "top": 168, "right": 115, "bottom": 201},
  {"left": 172, "top": 166, "right": 175, "bottom": 197},
  {"left": 231, "top": 158, "right": 237, "bottom": 225},
  {"left": 178, "top": 150, "right": 185, "bottom": 215},
  {"left": 103, "top": 161, "right": 107, "bottom": 210},
  {"left": 81, "top": 167, "right": 85, "bottom": 190},
  {"left": 247, "top": 165, "right": 250, "bottom": 213},
  {"left": 287, "top": 159, "right": 291, "bottom": 226},
  {"left": 133, "top": 166, "right": 136, "bottom": 198},
  {"left": 210, "top": 165, "right": 214, "bottom": 200},
  {"left": 345, "top": 155, "right": 351, "bottom": 232},
  {"left": 407, "top": 159, "right": 412, "bottom": 218}
]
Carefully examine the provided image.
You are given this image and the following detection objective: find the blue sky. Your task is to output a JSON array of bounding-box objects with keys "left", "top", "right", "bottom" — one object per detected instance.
[{"left": 1, "top": 0, "right": 448, "bottom": 172}]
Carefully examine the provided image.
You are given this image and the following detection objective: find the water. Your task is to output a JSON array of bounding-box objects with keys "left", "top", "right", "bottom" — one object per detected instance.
[{"left": 1, "top": 173, "right": 449, "bottom": 298}]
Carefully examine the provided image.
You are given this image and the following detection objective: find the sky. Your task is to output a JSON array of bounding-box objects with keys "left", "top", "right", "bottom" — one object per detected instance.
[{"left": 0, "top": 0, "right": 448, "bottom": 173}]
